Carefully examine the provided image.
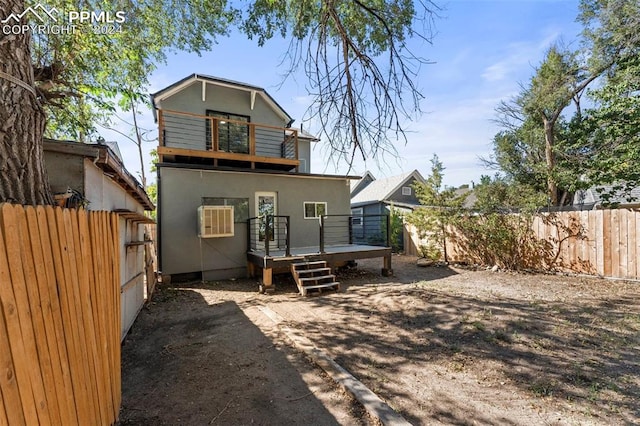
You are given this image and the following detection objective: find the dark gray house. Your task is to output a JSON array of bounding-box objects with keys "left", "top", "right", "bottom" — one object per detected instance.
[
  {"left": 350, "top": 170, "right": 426, "bottom": 216},
  {"left": 153, "top": 74, "right": 391, "bottom": 291},
  {"left": 573, "top": 184, "right": 640, "bottom": 209},
  {"left": 350, "top": 170, "right": 425, "bottom": 249}
]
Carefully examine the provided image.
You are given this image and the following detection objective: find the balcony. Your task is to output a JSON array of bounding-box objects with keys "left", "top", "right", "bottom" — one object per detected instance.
[{"left": 157, "top": 109, "right": 299, "bottom": 171}]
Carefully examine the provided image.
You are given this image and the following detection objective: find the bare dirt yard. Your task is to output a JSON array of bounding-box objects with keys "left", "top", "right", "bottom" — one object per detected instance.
[{"left": 119, "top": 255, "right": 640, "bottom": 425}]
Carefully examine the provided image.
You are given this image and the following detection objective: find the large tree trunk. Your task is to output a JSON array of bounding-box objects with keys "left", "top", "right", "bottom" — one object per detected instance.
[
  {"left": 0, "top": 0, "right": 53, "bottom": 205},
  {"left": 543, "top": 118, "right": 558, "bottom": 206}
]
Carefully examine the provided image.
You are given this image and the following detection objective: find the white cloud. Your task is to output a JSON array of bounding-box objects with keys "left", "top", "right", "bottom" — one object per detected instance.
[{"left": 481, "top": 29, "right": 562, "bottom": 83}]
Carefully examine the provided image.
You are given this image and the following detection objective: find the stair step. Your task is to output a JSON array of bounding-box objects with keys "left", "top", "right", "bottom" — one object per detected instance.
[
  {"left": 292, "top": 261, "right": 327, "bottom": 268},
  {"left": 302, "top": 282, "right": 340, "bottom": 291},
  {"left": 299, "top": 274, "right": 335, "bottom": 283},
  {"left": 296, "top": 267, "right": 331, "bottom": 276}
]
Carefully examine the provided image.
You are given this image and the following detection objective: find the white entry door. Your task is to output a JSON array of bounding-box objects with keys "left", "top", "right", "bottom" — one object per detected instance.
[{"left": 255, "top": 192, "right": 277, "bottom": 250}]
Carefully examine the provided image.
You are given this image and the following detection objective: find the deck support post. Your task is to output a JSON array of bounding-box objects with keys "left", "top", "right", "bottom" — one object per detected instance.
[
  {"left": 247, "top": 261, "right": 256, "bottom": 278},
  {"left": 262, "top": 267, "right": 273, "bottom": 289},
  {"left": 382, "top": 255, "right": 393, "bottom": 277}
]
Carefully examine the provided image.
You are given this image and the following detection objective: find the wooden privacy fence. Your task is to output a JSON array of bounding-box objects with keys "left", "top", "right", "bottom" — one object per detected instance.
[
  {"left": 531, "top": 209, "right": 639, "bottom": 280},
  {"left": 405, "top": 209, "right": 640, "bottom": 280},
  {"left": 0, "top": 204, "right": 121, "bottom": 425}
]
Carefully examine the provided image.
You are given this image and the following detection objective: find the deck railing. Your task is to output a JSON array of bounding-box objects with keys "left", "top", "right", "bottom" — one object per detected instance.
[
  {"left": 247, "top": 214, "right": 390, "bottom": 256},
  {"left": 247, "top": 215, "right": 291, "bottom": 257},
  {"left": 158, "top": 109, "right": 298, "bottom": 161}
]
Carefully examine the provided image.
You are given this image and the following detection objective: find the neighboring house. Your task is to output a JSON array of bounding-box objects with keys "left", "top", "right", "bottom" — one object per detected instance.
[
  {"left": 573, "top": 184, "right": 640, "bottom": 209},
  {"left": 43, "top": 139, "right": 155, "bottom": 340},
  {"left": 350, "top": 170, "right": 426, "bottom": 216},
  {"left": 350, "top": 170, "right": 425, "bottom": 249},
  {"left": 454, "top": 185, "right": 478, "bottom": 210},
  {"left": 152, "top": 74, "right": 392, "bottom": 290}
]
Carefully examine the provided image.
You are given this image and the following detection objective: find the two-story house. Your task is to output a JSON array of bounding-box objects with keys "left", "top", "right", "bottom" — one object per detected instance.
[{"left": 152, "top": 74, "right": 392, "bottom": 293}]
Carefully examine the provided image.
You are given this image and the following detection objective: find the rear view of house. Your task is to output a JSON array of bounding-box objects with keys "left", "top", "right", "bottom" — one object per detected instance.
[{"left": 152, "top": 74, "right": 392, "bottom": 290}]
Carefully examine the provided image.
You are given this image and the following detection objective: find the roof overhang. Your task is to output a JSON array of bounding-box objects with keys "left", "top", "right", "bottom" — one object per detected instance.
[
  {"left": 151, "top": 73, "right": 293, "bottom": 124},
  {"left": 44, "top": 139, "right": 155, "bottom": 211},
  {"left": 156, "top": 162, "right": 360, "bottom": 181}
]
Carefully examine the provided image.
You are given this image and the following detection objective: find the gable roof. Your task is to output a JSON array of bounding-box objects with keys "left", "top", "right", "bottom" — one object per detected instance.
[
  {"left": 350, "top": 171, "right": 376, "bottom": 195},
  {"left": 351, "top": 170, "right": 425, "bottom": 207},
  {"left": 287, "top": 127, "right": 320, "bottom": 142},
  {"left": 454, "top": 187, "right": 478, "bottom": 209},
  {"left": 573, "top": 184, "right": 640, "bottom": 208},
  {"left": 151, "top": 74, "right": 293, "bottom": 124}
]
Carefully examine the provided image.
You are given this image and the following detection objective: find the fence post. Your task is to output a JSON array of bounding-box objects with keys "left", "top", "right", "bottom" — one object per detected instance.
[
  {"left": 348, "top": 216, "right": 353, "bottom": 245},
  {"left": 319, "top": 215, "right": 325, "bottom": 253},
  {"left": 285, "top": 216, "right": 291, "bottom": 257}
]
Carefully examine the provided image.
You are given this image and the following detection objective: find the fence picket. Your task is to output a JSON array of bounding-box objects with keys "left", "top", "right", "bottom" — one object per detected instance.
[
  {"left": 0, "top": 205, "right": 48, "bottom": 425},
  {"left": 0, "top": 226, "right": 26, "bottom": 426},
  {"left": 37, "top": 206, "right": 77, "bottom": 424},
  {"left": 15, "top": 206, "right": 59, "bottom": 426},
  {"left": 0, "top": 204, "right": 122, "bottom": 425}
]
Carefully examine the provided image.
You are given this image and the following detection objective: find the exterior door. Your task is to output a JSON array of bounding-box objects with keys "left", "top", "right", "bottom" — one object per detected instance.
[{"left": 255, "top": 192, "right": 277, "bottom": 250}]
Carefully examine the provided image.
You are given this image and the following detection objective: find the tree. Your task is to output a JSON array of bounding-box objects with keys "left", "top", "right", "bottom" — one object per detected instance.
[
  {"left": 243, "top": 0, "right": 438, "bottom": 168},
  {"left": 1, "top": 0, "right": 438, "bottom": 205},
  {"left": 406, "top": 155, "right": 465, "bottom": 262},
  {"left": 0, "top": 0, "right": 52, "bottom": 204},
  {"left": 571, "top": 0, "right": 640, "bottom": 201}
]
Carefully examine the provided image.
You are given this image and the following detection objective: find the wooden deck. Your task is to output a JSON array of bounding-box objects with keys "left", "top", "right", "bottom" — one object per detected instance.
[{"left": 246, "top": 244, "right": 392, "bottom": 291}]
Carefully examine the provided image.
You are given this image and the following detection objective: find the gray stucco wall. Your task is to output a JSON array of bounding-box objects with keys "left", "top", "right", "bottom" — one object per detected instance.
[
  {"left": 297, "top": 139, "right": 311, "bottom": 173},
  {"left": 159, "top": 166, "right": 351, "bottom": 279},
  {"left": 388, "top": 176, "right": 421, "bottom": 205},
  {"left": 160, "top": 82, "right": 288, "bottom": 155}
]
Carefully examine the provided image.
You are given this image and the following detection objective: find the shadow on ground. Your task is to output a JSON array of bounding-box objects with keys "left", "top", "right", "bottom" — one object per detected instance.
[{"left": 118, "top": 288, "right": 366, "bottom": 425}]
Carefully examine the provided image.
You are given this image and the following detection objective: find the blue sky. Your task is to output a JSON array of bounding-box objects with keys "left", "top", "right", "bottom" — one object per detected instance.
[{"left": 105, "top": 0, "right": 584, "bottom": 188}]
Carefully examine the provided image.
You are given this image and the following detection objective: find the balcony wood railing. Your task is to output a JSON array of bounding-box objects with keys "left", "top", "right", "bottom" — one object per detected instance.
[{"left": 157, "top": 109, "right": 299, "bottom": 170}]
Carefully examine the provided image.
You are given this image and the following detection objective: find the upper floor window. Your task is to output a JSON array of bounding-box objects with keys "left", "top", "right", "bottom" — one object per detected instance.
[
  {"left": 206, "top": 110, "right": 250, "bottom": 154},
  {"left": 402, "top": 186, "right": 412, "bottom": 196}
]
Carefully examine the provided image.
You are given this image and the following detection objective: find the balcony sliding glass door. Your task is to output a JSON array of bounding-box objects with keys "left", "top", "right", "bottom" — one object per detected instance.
[{"left": 206, "top": 110, "right": 250, "bottom": 154}]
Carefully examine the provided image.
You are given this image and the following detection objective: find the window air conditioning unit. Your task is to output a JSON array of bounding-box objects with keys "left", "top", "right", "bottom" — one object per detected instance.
[{"left": 198, "top": 206, "right": 234, "bottom": 238}]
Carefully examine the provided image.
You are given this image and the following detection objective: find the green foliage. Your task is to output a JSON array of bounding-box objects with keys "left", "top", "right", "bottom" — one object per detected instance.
[
  {"left": 521, "top": 46, "right": 581, "bottom": 119},
  {"left": 417, "top": 241, "right": 441, "bottom": 262},
  {"left": 29, "top": 0, "right": 237, "bottom": 139},
  {"left": 25, "top": 0, "right": 436, "bottom": 166},
  {"left": 449, "top": 175, "right": 552, "bottom": 270},
  {"left": 489, "top": 0, "right": 640, "bottom": 205},
  {"left": 406, "top": 155, "right": 465, "bottom": 261},
  {"left": 472, "top": 175, "right": 547, "bottom": 214},
  {"left": 388, "top": 205, "right": 404, "bottom": 252},
  {"left": 453, "top": 212, "right": 549, "bottom": 270},
  {"left": 570, "top": 0, "right": 640, "bottom": 201},
  {"left": 146, "top": 182, "right": 157, "bottom": 219}
]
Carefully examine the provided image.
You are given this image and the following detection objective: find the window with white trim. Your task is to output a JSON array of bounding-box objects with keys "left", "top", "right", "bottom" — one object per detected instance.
[
  {"left": 304, "top": 202, "right": 327, "bottom": 219},
  {"left": 351, "top": 208, "right": 363, "bottom": 227},
  {"left": 402, "top": 186, "right": 412, "bottom": 196}
]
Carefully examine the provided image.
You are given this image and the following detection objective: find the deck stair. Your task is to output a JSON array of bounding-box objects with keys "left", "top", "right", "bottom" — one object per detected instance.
[{"left": 290, "top": 261, "right": 340, "bottom": 296}]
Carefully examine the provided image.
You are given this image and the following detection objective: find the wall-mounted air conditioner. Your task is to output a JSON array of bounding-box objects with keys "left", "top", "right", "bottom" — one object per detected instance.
[{"left": 198, "top": 206, "right": 234, "bottom": 238}]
